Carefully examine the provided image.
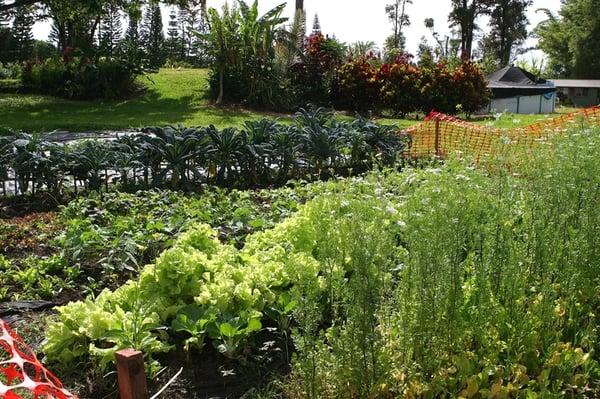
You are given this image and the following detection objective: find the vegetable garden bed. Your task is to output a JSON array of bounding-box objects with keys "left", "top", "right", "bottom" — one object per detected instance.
[{"left": 3, "top": 119, "right": 600, "bottom": 399}]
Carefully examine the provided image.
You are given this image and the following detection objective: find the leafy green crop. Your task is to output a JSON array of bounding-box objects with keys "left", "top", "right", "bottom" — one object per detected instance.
[
  {"left": 42, "top": 126, "right": 600, "bottom": 398},
  {"left": 43, "top": 177, "right": 398, "bottom": 371}
]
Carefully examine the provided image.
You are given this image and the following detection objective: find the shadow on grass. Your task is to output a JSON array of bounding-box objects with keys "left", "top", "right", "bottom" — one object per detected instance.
[{"left": 0, "top": 89, "right": 263, "bottom": 133}]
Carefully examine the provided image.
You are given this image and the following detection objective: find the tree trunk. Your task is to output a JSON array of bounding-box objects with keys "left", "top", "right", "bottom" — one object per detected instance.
[
  {"left": 217, "top": 67, "right": 224, "bottom": 105},
  {"left": 295, "top": 0, "right": 303, "bottom": 11}
]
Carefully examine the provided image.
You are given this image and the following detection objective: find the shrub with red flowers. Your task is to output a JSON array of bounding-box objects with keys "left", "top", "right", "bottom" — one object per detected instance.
[
  {"left": 380, "top": 54, "right": 423, "bottom": 117},
  {"left": 452, "top": 60, "right": 491, "bottom": 116},
  {"left": 329, "top": 55, "right": 489, "bottom": 117},
  {"left": 290, "top": 33, "right": 346, "bottom": 105},
  {"left": 418, "top": 60, "right": 490, "bottom": 116},
  {"left": 420, "top": 62, "right": 459, "bottom": 114},
  {"left": 332, "top": 56, "right": 382, "bottom": 112}
]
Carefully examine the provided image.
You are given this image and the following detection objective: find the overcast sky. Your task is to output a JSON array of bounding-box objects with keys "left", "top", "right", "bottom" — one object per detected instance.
[{"left": 33, "top": 0, "right": 562, "bottom": 60}]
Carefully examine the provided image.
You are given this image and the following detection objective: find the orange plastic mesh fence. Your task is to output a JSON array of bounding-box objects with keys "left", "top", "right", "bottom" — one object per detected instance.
[
  {"left": 405, "top": 106, "right": 600, "bottom": 161},
  {"left": 0, "top": 319, "right": 77, "bottom": 399}
]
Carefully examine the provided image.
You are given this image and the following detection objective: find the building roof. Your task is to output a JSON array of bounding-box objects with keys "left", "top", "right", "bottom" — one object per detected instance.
[
  {"left": 488, "top": 66, "right": 555, "bottom": 90},
  {"left": 487, "top": 66, "right": 556, "bottom": 99},
  {"left": 551, "top": 79, "right": 600, "bottom": 89}
]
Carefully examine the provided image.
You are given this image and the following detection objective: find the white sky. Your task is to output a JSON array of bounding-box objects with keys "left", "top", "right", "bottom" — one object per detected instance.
[{"left": 32, "top": 0, "right": 562, "bottom": 60}]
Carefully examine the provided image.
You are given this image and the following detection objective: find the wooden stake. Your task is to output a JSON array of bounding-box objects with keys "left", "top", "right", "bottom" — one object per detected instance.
[
  {"left": 434, "top": 119, "right": 441, "bottom": 158},
  {"left": 115, "top": 349, "right": 148, "bottom": 399}
]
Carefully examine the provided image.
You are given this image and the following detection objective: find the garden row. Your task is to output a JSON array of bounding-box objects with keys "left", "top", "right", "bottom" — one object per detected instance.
[
  {"left": 0, "top": 108, "right": 408, "bottom": 197},
  {"left": 0, "top": 185, "right": 318, "bottom": 306},
  {"left": 43, "top": 125, "right": 600, "bottom": 398}
]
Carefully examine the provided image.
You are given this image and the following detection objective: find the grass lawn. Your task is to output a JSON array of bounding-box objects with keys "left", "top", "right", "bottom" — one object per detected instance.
[
  {"left": 0, "top": 68, "right": 578, "bottom": 134},
  {"left": 0, "top": 69, "right": 274, "bottom": 134}
]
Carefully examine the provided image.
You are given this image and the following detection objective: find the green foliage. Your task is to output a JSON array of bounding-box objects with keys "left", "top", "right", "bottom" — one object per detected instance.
[
  {"left": 204, "top": 1, "right": 294, "bottom": 108},
  {"left": 21, "top": 56, "right": 143, "bottom": 99},
  {"left": 0, "top": 61, "right": 20, "bottom": 79},
  {"left": 1, "top": 112, "right": 407, "bottom": 195},
  {"left": 1, "top": 185, "right": 313, "bottom": 303},
  {"left": 332, "top": 56, "right": 490, "bottom": 116},
  {"left": 289, "top": 127, "right": 600, "bottom": 397},
  {"left": 42, "top": 176, "right": 397, "bottom": 373},
  {"left": 141, "top": 2, "right": 166, "bottom": 69},
  {"left": 479, "top": 0, "right": 532, "bottom": 68},
  {"left": 39, "top": 123, "right": 600, "bottom": 397},
  {"left": 290, "top": 32, "right": 346, "bottom": 106},
  {"left": 536, "top": 0, "right": 600, "bottom": 78}
]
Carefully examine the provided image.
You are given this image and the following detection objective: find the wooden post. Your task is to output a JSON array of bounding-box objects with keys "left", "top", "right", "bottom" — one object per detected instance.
[
  {"left": 115, "top": 349, "right": 148, "bottom": 399},
  {"left": 434, "top": 120, "right": 441, "bottom": 158}
]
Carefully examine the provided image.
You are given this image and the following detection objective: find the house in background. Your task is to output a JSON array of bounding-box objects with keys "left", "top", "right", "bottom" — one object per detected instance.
[
  {"left": 485, "top": 66, "right": 556, "bottom": 114},
  {"left": 551, "top": 79, "right": 600, "bottom": 107}
]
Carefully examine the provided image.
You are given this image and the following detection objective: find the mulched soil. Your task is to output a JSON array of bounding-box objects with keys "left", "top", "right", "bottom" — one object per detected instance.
[{"left": 0, "top": 211, "right": 60, "bottom": 256}]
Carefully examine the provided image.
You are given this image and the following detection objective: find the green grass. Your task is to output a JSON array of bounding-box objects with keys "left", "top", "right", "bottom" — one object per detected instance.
[
  {"left": 0, "top": 69, "right": 273, "bottom": 134},
  {"left": 0, "top": 68, "right": 578, "bottom": 134}
]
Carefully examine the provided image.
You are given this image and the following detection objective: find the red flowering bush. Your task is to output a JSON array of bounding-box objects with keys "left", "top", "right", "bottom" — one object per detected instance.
[
  {"left": 452, "top": 60, "right": 491, "bottom": 116},
  {"left": 420, "top": 62, "right": 458, "bottom": 114},
  {"left": 332, "top": 56, "right": 382, "bottom": 112},
  {"left": 380, "top": 55, "right": 422, "bottom": 116},
  {"left": 291, "top": 33, "right": 346, "bottom": 105},
  {"left": 327, "top": 54, "right": 488, "bottom": 117},
  {"left": 420, "top": 60, "right": 490, "bottom": 115}
]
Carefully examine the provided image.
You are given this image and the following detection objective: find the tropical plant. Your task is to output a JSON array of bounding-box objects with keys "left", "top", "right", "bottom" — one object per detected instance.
[
  {"left": 206, "top": 126, "right": 245, "bottom": 186},
  {"left": 142, "top": 126, "right": 203, "bottom": 188},
  {"left": 204, "top": 1, "right": 295, "bottom": 108}
]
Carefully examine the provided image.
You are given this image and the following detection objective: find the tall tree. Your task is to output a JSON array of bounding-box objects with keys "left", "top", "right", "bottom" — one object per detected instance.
[
  {"left": 425, "top": 18, "right": 462, "bottom": 62},
  {"left": 481, "top": 0, "right": 531, "bottom": 66},
  {"left": 178, "top": 0, "right": 206, "bottom": 61},
  {"left": 536, "top": 0, "right": 600, "bottom": 78},
  {"left": 385, "top": 0, "right": 412, "bottom": 52},
  {"left": 0, "top": 0, "right": 14, "bottom": 62},
  {"left": 448, "top": 0, "right": 491, "bottom": 59},
  {"left": 0, "top": 0, "right": 202, "bottom": 57},
  {"left": 311, "top": 13, "right": 320, "bottom": 34},
  {"left": 12, "top": 5, "right": 34, "bottom": 60},
  {"left": 417, "top": 36, "right": 435, "bottom": 67},
  {"left": 165, "top": 5, "right": 184, "bottom": 60},
  {"left": 141, "top": 1, "right": 165, "bottom": 68},
  {"left": 98, "top": 2, "right": 123, "bottom": 56},
  {"left": 0, "top": 0, "right": 10, "bottom": 27}
]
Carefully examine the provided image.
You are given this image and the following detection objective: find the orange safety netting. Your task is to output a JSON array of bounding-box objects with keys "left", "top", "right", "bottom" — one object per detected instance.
[
  {"left": 405, "top": 106, "right": 600, "bottom": 161},
  {"left": 0, "top": 319, "right": 77, "bottom": 399}
]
